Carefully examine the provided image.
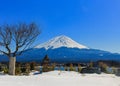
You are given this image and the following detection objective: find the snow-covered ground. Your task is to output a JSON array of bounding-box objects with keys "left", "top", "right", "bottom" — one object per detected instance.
[{"left": 0, "top": 71, "right": 120, "bottom": 86}]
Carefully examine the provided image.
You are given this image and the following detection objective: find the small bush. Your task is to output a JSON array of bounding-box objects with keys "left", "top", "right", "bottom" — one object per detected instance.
[
  {"left": 78, "top": 64, "right": 82, "bottom": 73},
  {"left": 51, "top": 63, "right": 56, "bottom": 70},
  {"left": 89, "top": 62, "right": 93, "bottom": 68},
  {"left": 25, "top": 63, "right": 30, "bottom": 75},
  {"left": 69, "top": 64, "right": 75, "bottom": 71},
  {"left": 15, "top": 63, "right": 21, "bottom": 75},
  {"left": 42, "top": 65, "right": 51, "bottom": 72},
  {"left": 21, "top": 67, "right": 26, "bottom": 73},
  {"left": 65, "top": 66, "right": 68, "bottom": 71},
  {"left": 99, "top": 62, "right": 111, "bottom": 73},
  {"left": 30, "top": 62, "right": 36, "bottom": 70},
  {"left": 3, "top": 67, "right": 8, "bottom": 74}
]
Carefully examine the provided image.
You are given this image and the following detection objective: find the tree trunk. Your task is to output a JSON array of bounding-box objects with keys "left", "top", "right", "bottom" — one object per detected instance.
[{"left": 9, "top": 57, "right": 16, "bottom": 75}]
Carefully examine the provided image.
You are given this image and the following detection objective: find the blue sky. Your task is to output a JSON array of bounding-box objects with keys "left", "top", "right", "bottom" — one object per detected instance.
[{"left": 0, "top": 0, "right": 120, "bottom": 53}]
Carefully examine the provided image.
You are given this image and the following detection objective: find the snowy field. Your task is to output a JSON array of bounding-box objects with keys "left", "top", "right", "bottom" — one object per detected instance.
[{"left": 0, "top": 71, "right": 120, "bottom": 86}]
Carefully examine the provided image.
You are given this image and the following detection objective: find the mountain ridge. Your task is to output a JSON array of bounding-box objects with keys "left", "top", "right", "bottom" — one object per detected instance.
[{"left": 0, "top": 35, "right": 120, "bottom": 62}]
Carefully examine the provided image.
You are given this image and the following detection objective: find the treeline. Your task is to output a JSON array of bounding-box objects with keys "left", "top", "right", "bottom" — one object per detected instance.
[
  {"left": 0, "top": 55, "right": 120, "bottom": 76},
  {"left": 0, "top": 62, "right": 37, "bottom": 75}
]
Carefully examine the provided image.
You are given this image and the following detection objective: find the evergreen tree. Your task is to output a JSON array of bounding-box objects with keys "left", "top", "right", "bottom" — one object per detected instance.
[{"left": 42, "top": 55, "right": 50, "bottom": 72}]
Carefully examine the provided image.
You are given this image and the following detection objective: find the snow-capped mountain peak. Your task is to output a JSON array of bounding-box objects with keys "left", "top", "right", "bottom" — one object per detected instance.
[{"left": 35, "top": 35, "right": 89, "bottom": 49}]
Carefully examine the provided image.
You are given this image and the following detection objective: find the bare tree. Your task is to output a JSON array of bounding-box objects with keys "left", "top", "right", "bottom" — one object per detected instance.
[{"left": 0, "top": 23, "right": 40, "bottom": 75}]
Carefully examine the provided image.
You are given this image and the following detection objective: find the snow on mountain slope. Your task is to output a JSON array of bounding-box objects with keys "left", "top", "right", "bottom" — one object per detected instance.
[{"left": 35, "top": 35, "right": 89, "bottom": 50}]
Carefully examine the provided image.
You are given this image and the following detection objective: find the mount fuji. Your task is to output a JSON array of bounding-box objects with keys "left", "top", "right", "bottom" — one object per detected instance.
[
  {"left": 35, "top": 35, "right": 88, "bottom": 50},
  {"left": 0, "top": 35, "right": 120, "bottom": 63}
]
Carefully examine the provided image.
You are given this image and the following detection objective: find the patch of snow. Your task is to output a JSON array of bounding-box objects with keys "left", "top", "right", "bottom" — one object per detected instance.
[
  {"left": 0, "top": 71, "right": 120, "bottom": 86},
  {"left": 35, "top": 35, "right": 89, "bottom": 50}
]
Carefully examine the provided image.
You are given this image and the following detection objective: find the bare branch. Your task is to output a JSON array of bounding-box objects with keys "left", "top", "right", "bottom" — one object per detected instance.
[
  {"left": 0, "top": 50, "right": 9, "bottom": 57},
  {"left": 0, "top": 23, "right": 40, "bottom": 58}
]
